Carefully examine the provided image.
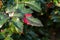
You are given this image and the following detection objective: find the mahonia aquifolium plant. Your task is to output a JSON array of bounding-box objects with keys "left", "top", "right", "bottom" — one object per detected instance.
[
  {"left": 0, "top": 0, "right": 44, "bottom": 40},
  {"left": 0, "top": 0, "right": 60, "bottom": 40}
]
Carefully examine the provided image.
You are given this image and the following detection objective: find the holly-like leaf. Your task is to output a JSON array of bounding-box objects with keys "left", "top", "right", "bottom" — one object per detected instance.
[
  {"left": 4, "top": 35, "right": 13, "bottom": 40},
  {"left": 12, "top": 17, "right": 23, "bottom": 33},
  {"left": 21, "top": 8, "right": 33, "bottom": 14},
  {"left": 23, "top": 14, "right": 43, "bottom": 27},
  {"left": 17, "top": 4, "right": 33, "bottom": 14},
  {"left": 25, "top": 1, "right": 41, "bottom": 12},
  {"left": 9, "top": 22, "right": 16, "bottom": 33},
  {"left": 27, "top": 17, "right": 43, "bottom": 27},
  {"left": 0, "top": 14, "right": 8, "bottom": 28},
  {"left": 9, "top": 21, "right": 23, "bottom": 34},
  {"left": 14, "top": 13, "right": 23, "bottom": 18}
]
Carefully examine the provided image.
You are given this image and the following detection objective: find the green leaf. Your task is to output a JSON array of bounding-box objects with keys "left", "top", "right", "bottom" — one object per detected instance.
[
  {"left": 0, "top": 34, "right": 4, "bottom": 39},
  {"left": 13, "top": 13, "right": 23, "bottom": 18},
  {"left": 12, "top": 17, "right": 23, "bottom": 33},
  {"left": 27, "top": 17, "right": 43, "bottom": 27},
  {"left": 0, "top": 28, "right": 12, "bottom": 37},
  {"left": 17, "top": 4, "right": 33, "bottom": 14},
  {"left": 21, "top": 8, "right": 33, "bottom": 14},
  {"left": 9, "top": 22, "right": 16, "bottom": 33},
  {"left": 4, "top": 36, "right": 13, "bottom": 40},
  {"left": 0, "top": 14, "right": 8, "bottom": 28},
  {"left": 25, "top": 1, "right": 41, "bottom": 12},
  {"left": 9, "top": 21, "right": 22, "bottom": 33}
]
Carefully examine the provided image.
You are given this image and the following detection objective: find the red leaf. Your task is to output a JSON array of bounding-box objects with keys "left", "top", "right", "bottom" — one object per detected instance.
[
  {"left": 23, "top": 14, "right": 32, "bottom": 25},
  {"left": 24, "top": 14, "right": 32, "bottom": 17},
  {"left": 23, "top": 17, "right": 30, "bottom": 25},
  {"left": 23, "top": 14, "right": 33, "bottom": 25}
]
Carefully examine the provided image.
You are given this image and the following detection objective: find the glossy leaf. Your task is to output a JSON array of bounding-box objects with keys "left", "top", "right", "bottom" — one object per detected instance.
[
  {"left": 27, "top": 17, "right": 43, "bottom": 27},
  {"left": 17, "top": 4, "right": 33, "bottom": 14},
  {"left": 25, "top": 1, "right": 41, "bottom": 12},
  {"left": 12, "top": 17, "right": 23, "bottom": 33},
  {"left": 0, "top": 14, "right": 8, "bottom": 28},
  {"left": 4, "top": 36, "right": 13, "bottom": 40}
]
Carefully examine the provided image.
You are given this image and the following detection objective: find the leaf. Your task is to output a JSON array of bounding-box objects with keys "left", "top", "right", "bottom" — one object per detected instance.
[
  {"left": 0, "top": 28, "right": 12, "bottom": 37},
  {"left": 12, "top": 17, "right": 23, "bottom": 33},
  {"left": 27, "top": 17, "right": 43, "bottom": 27},
  {"left": 21, "top": 8, "right": 33, "bottom": 14},
  {"left": 15, "top": 27, "right": 19, "bottom": 33},
  {"left": 9, "top": 21, "right": 22, "bottom": 33},
  {"left": 9, "top": 22, "right": 16, "bottom": 33},
  {"left": 17, "top": 4, "right": 33, "bottom": 14},
  {"left": 25, "top": 1, "right": 41, "bottom": 12},
  {"left": 13, "top": 13, "right": 23, "bottom": 18},
  {"left": 0, "top": 14, "right": 8, "bottom": 28},
  {"left": 23, "top": 15, "right": 43, "bottom": 26},
  {"left": 4, "top": 36, "right": 13, "bottom": 40},
  {"left": 0, "top": 34, "right": 4, "bottom": 39}
]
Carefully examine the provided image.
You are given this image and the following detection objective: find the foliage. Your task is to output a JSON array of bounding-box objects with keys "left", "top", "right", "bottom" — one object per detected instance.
[{"left": 0, "top": 0, "right": 60, "bottom": 40}]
